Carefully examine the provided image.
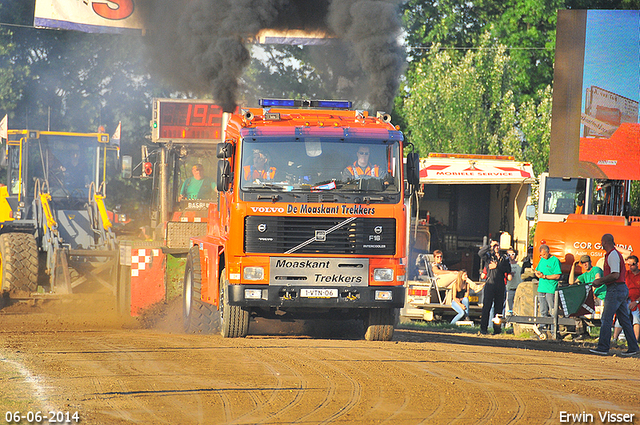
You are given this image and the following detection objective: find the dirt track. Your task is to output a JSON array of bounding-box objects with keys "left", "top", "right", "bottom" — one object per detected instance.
[{"left": 1, "top": 300, "right": 639, "bottom": 425}]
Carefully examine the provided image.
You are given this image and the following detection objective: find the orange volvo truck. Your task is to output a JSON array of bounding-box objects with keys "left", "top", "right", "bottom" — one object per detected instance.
[{"left": 182, "top": 98, "right": 420, "bottom": 340}]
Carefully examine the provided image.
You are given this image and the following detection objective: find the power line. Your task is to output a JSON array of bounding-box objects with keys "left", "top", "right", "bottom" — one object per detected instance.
[
  {"left": 0, "top": 22, "right": 39, "bottom": 29},
  {"left": 413, "top": 45, "right": 553, "bottom": 51}
]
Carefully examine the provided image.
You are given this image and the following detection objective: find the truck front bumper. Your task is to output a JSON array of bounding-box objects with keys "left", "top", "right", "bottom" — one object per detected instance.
[{"left": 227, "top": 284, "right": 405, "bottom": 309}]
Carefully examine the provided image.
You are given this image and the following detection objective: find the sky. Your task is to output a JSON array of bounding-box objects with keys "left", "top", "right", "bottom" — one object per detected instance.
[{"left": 582, "top": 10, "right": 640, "bottom": 105}]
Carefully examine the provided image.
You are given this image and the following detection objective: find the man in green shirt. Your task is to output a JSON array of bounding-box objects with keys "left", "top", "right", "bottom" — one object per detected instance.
[
  {"left": 573, "top": 254, "right": 605, "bottom": 301},
  {"left": 535, "top": 244, "right": 562, "bottom": 318},
  {"left": 179, "top": 164, "right": 215, "bottom": 201}
]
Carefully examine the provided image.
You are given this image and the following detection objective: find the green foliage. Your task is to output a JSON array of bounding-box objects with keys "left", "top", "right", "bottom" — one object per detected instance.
[
  {"left": 399, "top": 34, "right": 553, "bottom": 175},
  {"left": 631, "top": 181, "right": 640, "bottom": 216},
  {"left": 400, "top": 35, "right": 519, "bottom": 156},
  {"left": 402, "top": 0, "right": 561, "bottom": 100},
  {"left": 519, "top": 86, "right": 553, "bottom": 175}
]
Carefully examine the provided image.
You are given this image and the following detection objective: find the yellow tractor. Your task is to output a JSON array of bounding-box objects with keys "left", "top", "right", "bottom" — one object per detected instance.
[{"left": 0, "top": 130, "right": 119, "bottom": 299}]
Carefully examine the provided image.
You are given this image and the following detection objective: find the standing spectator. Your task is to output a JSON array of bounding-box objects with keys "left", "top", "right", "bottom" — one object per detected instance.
[
  {"left": 478, "top": 241, "right": 511, "bottom": 334},
  {"left": 431, "top": 249, "right": 458, "bottom": 289},
  {"left": 534, "top": 244, "right": 561, "bottom": 323},
  {"left": 505, "top": 248, "right": 522, "bottom": 316},
  {"left": 589, "top": 234, "right": 639, "bottom": 356},
  {"left": 612, "top": 255, "right": 640, "bottom": 345}
]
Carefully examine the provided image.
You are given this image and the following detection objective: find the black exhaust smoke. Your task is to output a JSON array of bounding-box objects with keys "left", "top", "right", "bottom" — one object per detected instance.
[{"left": 139, "top": 0, "right": 404, "bottom": 112}]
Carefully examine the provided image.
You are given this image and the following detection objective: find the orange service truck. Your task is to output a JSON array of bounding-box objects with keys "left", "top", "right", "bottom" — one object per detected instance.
[
  {"left": 182, "top": 98, "right": 420, "bottom": 341},
  {"left": 532, "top": 173, "right": 639, "bottom": 274}
]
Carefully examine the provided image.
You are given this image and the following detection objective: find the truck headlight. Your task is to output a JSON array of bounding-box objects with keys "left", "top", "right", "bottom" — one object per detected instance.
[
  {"left": 244, "top": 289, "right": 263, "bottom": 300},
  {"left": 243, "top": 267, "right": 264, "bottom": 281},
  {"left": 373, "top": 268, "right": 393, "bottom": 282},
  {"left": 375, "top": 290, "right": 393, "bottom": 301}
]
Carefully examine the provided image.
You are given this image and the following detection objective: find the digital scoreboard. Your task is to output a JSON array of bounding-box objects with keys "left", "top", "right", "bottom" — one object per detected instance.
[{"left": 152, "top": 98, "right": 224, "bottom": 143}]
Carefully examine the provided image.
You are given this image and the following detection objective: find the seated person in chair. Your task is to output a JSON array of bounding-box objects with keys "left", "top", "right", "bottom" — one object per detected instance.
[{"left": 432, "top": 250, "right": 458, "bottom": 289}]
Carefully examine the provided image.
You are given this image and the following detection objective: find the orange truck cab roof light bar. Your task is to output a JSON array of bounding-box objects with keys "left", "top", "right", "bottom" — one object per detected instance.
[
  {"left": 240, "top": 126, "right": 403, "bottom": 141},
  {"left": 259, "top": 98, "right": 353, "bottom": 109}
]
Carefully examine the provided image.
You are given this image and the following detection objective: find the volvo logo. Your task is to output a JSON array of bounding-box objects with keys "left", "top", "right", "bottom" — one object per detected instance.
[
  {"left": 257, "top": 223, "right": 267, "bottom": 233},
  {"left": 374, "top": 226, "right": 383, "bottom": 234}
]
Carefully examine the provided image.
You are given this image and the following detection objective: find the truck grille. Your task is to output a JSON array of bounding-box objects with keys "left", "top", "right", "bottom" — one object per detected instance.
[{"left": 244, "top": 216, "right": 396, "bottom": 255}]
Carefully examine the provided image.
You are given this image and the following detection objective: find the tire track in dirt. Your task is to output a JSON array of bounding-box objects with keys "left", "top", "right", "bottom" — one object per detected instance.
[{"left": 2, "top": 315, "right": 640, "bottom": 424}]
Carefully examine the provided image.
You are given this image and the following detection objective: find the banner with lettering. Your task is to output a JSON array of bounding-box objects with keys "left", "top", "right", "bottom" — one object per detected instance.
[{"left": 34, "top": 0, "right": 144, "bottom": 34}]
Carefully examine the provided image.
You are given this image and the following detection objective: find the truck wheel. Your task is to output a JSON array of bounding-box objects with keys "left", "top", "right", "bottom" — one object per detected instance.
[
  {"left": 0, "top": 233, "right": 38, "bottom": 293},
  {"left": 183, "top": 245, "right": 219, "bottom": 334},
  {"left": 220, "top": 268, "right": 249, "bottom": 338},
  {"left": 364, "top": 308, "right": 395, "bottom": 341},
  {"left": 513, "top": 280, "right": 538, "bottom": 337}
]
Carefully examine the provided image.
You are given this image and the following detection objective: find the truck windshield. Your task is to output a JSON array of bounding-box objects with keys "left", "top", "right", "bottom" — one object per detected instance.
[
  {"left": 240, "top": 138, "right": 401, "bottom": 193},
  {"left": 542, "top": 177, "right": 586, "bottom": 215}
]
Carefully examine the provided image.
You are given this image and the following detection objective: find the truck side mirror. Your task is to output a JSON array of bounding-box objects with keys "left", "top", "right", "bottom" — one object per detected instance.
[
  {"left": 525, "top": 204, "right": 536, "bottom": 221},
  {"left": 217, "top": 159, "right": 231, "bottom": 192},
  {"left": 405, "top": 152, "right": 420, "bottom": 187},
  {"left": 217, "top": 142, "right": 234, "bottom": 159},
  {"left": 122, "top": 155, "right": 132, "bottom": 179}
]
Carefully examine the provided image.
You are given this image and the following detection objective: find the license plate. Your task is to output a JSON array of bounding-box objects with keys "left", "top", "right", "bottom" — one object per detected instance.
[
  {"left": 300, "top": 288, "right": 338, "bottom": 298},
  {"left": 469, "top": 296, "right": 479, "bottom": 303}
]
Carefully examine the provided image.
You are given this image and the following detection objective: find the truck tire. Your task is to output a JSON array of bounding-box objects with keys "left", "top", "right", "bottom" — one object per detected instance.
[
  {"left": 183, "top": 245, "right": 219, "bottom": 334},
  {"left": 0, "top": 233, "right": 38, "bottom": 293},
  {"left": 220, "top": 268, "right": 249, "bottom": 338},
  {"left": 513, "top": 280, "right": 538, "bottom": 337},
  {"left": 364, "top": 308, "right": 395, "bottom": 341}
]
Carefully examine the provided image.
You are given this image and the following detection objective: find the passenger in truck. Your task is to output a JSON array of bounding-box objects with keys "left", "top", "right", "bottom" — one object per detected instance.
[{"left": 244, "top": 149, "right": 277, "bottom": 182}]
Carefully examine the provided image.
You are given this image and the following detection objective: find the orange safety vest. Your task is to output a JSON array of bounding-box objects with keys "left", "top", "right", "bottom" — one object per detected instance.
[
  {"left": 244, "top": 165, "right": 276, "bottom": 181},
  {"left": 346, "top": 161, "right": 379, "bottom": 178}
]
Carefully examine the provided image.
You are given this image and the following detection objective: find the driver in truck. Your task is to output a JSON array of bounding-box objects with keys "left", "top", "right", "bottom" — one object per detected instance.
[
  {"left": 342, "top": 146, "right": 381, "bottom": 180},
  {"left": 178, "top": 164, "right": 215, "bottom": 201}
]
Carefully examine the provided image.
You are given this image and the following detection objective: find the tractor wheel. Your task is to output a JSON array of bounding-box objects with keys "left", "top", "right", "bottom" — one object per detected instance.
[
  {"left": 183, "top": 245, "right": 218, "bottom": 334},
  {"left": 0, "top": 233, "right": 38, "bottom": 293},
  {"left": 220, "top": 268, "right": 249, "bottom": 338},
  {"left": 364, "top": 308, "right": 395, "bottom": 341},
  {"left": 513, "top": 280, "right": 538, "bottom": 337}
]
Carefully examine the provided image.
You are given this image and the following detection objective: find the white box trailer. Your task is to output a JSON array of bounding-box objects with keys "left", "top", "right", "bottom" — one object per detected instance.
[{"left": 402, "top": 153, "right": 536, "bottom": 322}]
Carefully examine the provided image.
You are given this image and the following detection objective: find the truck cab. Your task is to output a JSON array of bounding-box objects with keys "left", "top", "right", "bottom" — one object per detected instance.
[
  {"left": 534, "top": 173, "right": 636, "bottom": 275},
  {"left": 182, "top": 99, "right": 420, "bottom": 340}
]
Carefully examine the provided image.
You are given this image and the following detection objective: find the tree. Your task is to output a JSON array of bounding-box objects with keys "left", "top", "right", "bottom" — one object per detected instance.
[
  {"left": 400, "top": 36, "right": 518, "bottom": 156},
  {"left": 0, "top": 2, "right": 31, "bottom": 118},
  {"left": 402, "top": 0, "right": 561, "bottom": 101},
  {"left": 519, "top": 86, "right": 553, "bottom": 176},
  {"left": 400, "top": 34, "right": 553, "bottom": 176}
]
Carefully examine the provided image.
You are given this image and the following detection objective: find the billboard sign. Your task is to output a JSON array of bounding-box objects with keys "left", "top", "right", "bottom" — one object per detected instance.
[
  {"left": 550, "top": 10, "right": 640, "bottom": 180},
  {"left": 34, "top": 0, "right": 144, "bottom": 34}
]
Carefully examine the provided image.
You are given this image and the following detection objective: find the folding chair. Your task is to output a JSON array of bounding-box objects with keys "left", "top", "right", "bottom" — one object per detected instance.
[{"left": 418, "top": 254, "right": 446, "bottom": 304}]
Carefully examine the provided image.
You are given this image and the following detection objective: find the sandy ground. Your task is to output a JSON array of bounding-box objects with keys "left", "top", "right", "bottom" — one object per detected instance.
[{"left": 1, "top": 298, "right": 639, "bottom": 425}]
